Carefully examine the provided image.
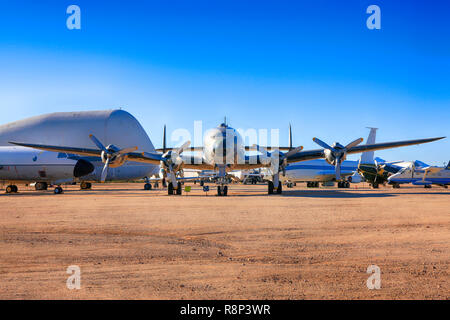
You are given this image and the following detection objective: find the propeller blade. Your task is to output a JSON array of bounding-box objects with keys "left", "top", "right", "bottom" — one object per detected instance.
[
  {"left": 284, "top": 146, "right": 303, "bottom": 158},
  {"left": 176, "top": 140, "right": 191, "bottom": 154},
  {"left": 117, "top": 146, "right": 138, "bottom": 155},
  {"left": 289, "top": 123, "right": 292, "bottom": 151},
  {"left": 345, "top": 137, "right": 364, "bottom": 149},
  {"left": 89, "top": 134, "right": 108, "bottom": 152},
  {"left": 101, "top": 158, "right": 110, "bottom": 182},
  {"left": 251, "top": 144, "right": 270, "bottom": 156},
  {"left": 313, "top": 137, "right": 334, "bottom": 151}
]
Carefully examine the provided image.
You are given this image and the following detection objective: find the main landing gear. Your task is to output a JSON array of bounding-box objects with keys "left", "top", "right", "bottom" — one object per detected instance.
[
  {"left": 80, "top": 181, "right": 92, "bottom": 190},
  {"left": 144, "top": 183, "right": 152, "bottom": 190},
  {"left": 35, "top": 182, "right": 48, "bottom": 191},
  {"left": 268, "top": 180, "right": 282, "bottom": 194},
  {"left": 217, "top": 185, "right": 228, "bottom": 196},
  {"left": 307, "top": 181, "right": 320, "bottom": 188},
  {"left": 5, "top": 185, "right": 18, "bottom": 193},
  {"left": 168, "top": 182, "right": 182, "bottom": 195},
  {"left": 54, "top": 186, "right": 64, "bottom": 194},
  {"left": 337, "top": 181, "right": 350, "bottom": 188}
]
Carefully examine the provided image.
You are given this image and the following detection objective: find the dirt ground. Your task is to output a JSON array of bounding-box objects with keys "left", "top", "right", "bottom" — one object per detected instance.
[{"left": 0, "top": 182, "right": 448, "bottom": 300}]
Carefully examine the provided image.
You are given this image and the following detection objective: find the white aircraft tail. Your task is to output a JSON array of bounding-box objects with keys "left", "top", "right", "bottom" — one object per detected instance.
[
  {"left": 446, "top": 161, "right": 450, "bottom": 170},
  {"left": 359, "top": 127, "right": 378, "bottom": 164}
]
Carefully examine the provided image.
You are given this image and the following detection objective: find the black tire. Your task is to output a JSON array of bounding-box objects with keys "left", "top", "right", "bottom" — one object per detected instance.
[
  {"left": 176, "top": 182, "right": 182, "bottom": 195},
  {"left": 54, "top": 187, "right": 63, "bottom": 194},
  {"left": 372, "top": 182, "right": 379, "bottom": 189},
  {"left": 217, "top": 186, "right": 222, "bottom": 196},
  {"left": 35, "top": 182, "right": 48, "bottom": 191},
  {"left": 345, "top": 182, "right": 350, "bottom": 188},
  {"left": 200, "top": 181, "right": 204, "bottom": 187},
  {"left": 276, "top": 182, "right": 282, "bottom": 194},
  {"left": 144, "top": 183, "right": 152, "bottom": 190},
  {"left": 168, "top": 183, "right": 174, "bottom": 195},
  {"left": 268, "top": 181, "right": 274, "bottom": 194},
  {"left": 6, "top": 185, "right": 13, "bottom": 194},
  {"left": 223, "top": 186, "right": 228, "bottom": 196}
]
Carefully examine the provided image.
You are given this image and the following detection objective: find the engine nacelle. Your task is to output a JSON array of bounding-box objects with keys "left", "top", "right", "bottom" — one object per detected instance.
[{"left": 73, "top": 159, "right": 95, "bottom": 178}]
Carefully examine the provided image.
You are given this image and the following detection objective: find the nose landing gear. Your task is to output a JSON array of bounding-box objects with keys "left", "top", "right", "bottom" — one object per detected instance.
[
  {"left": 168, "top": 182, "right": 182, "bottom": 195},
  {"left": 217, "top": 185, "right": 228, "bottom": 196}
]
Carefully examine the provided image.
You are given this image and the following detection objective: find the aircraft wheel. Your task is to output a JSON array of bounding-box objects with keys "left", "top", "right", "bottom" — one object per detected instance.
[
  {"left": 144, "top": 183, "right": 152, "bottom": 190},
  {"left": 223, "top": 186, "right": 228, "bottom": 196},
  {"left": 35, "top": 182, "right": 48, "bottom": 191},
  {"left": 80, "top": 181, "right": 92, "bottom": 190},
  {"left": 168, "top": 183, "right": 174, "bottom": 195},
  {"left": 6, "top": 185, "right": 14, "bottom": 193},
  {"left": 217, "top": 186, "right": 222, "bottom": 196},
  {"left": 200, "top": 181, "right": 204, "bottom": 187},
  {"left": 54, "top": 187, "right": 63, "bottom": 194},
  {"left": 176, "top": 182, "right": 182, "bottom": 195},
  {"left": 276, "top": 182, "right": 282, "bottom": 194},
  {"left": 424, "top": 185, "right": 432, "bottom": 189},
  {"left": 345, "top": 181, "right": 350, "bottom": 188},
  {"left": 371, "top": 182, "right": 379, "bottom": 189},
  {"left": 268, "top": 181, "right": 274, "bottom": 194}
]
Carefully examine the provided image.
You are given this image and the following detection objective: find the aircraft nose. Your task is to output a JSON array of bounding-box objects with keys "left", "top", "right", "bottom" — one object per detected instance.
[{"left": 212, "top": 135, "right": 234, "bottom": 164}]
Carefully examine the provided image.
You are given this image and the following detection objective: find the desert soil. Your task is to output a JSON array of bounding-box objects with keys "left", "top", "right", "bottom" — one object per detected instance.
[{"left": 0, "top": 183, "right": 448, "bottom": 299}]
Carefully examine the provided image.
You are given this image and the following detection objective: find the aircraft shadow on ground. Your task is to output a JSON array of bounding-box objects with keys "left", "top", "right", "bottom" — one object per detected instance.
[{"left": 279, "top": 190, "right": 450, "bottom": 198}]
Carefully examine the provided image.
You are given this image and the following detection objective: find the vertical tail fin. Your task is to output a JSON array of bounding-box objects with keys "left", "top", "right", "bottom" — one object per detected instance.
[
  {"left": 360, "top": 127, "right": 378, "bottom": 164},
  {"left": 446, "top": 161, "right": 450, "bottom": 170}
]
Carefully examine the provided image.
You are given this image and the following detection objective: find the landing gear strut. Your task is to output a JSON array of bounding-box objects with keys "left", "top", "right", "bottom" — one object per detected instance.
[{"left": 6, "top": 185, "right": 18, "bottom": 193}]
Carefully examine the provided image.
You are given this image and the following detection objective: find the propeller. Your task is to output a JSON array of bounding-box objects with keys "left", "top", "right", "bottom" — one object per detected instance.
[
  {"left": 89, "top": 134, "right": 138, "bottom": 182},
  {"left": 252, "top": 144, "right": 303, "bottom": 175},
  {"left": 312, "top": 137, "right": 364, "bottom": 181},
  {"left": 160, "top": 140, "right": 191, "bottom": 186}
]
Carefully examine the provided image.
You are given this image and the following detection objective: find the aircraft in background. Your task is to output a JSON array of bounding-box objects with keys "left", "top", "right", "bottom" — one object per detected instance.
[
  {"left": 388, "top": 161, "right": 450, "bottom": 188},
  {"left": 0, "top": 110, "right": 159, "bottom": 193},
  {"left": 278, "top": 127, "right": 380, "bottom": 188},
  {"left": 12, "top": 121, "right": 445, "bottom": 196},
  {"left": 0, "top": 147, "right": 95, "bottom": 193}
]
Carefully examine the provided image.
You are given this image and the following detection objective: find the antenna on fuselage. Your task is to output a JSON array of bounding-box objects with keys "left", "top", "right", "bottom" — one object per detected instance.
[{"left": 163, "top": 125, "right": 167, "bottom": 153}]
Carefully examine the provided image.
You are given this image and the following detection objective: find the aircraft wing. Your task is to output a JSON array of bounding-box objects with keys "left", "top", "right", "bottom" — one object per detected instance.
[
  {"left": 423, "top": 166, "right": 442, "bottom": 174},
  {"left": 9, "top": 141, "right": 102, "bottom": 157},
  {"left": 9, "top": 141, "right": 166, "bottom": 165},
  {"left": 286, "top": 137, "right": 445, "bottom": 163}
]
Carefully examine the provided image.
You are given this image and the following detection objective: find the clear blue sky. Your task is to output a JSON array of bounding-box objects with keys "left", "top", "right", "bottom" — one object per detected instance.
[{"left": 0, "top": 0, "right": 448, "bottom": 165}]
